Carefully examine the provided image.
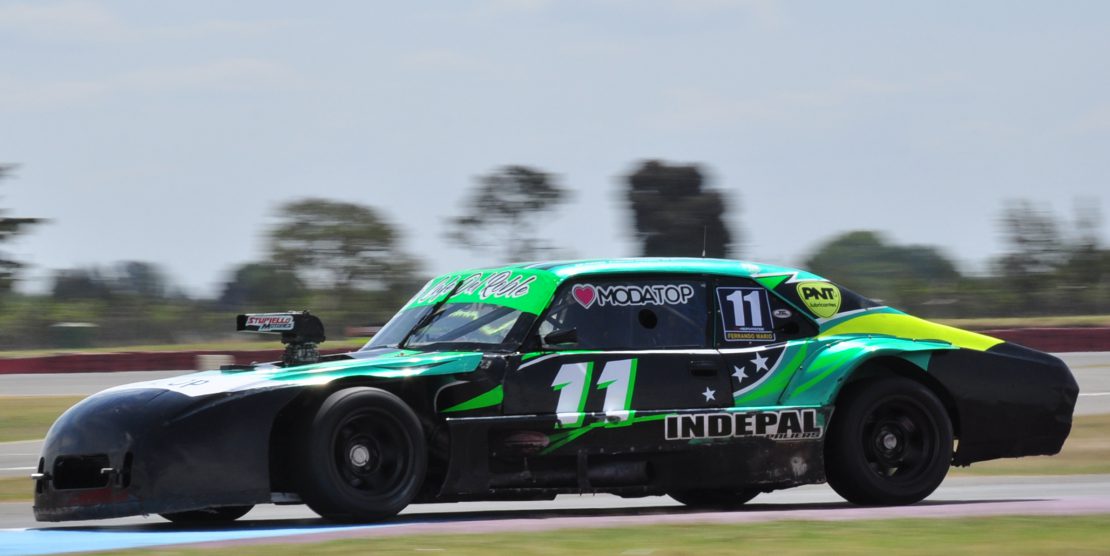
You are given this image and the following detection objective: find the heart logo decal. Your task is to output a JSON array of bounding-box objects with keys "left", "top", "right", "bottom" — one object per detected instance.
[{"left": 571, "top": 284, "right": 596, "bottom": 309}]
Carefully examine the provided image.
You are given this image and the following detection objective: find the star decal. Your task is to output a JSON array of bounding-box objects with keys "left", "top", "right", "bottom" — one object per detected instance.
[
  {"left": 751, "top": 352, "right": 770, "bottom": 372},
  {"left": 732, "top": 365, "right": 748, "bottom": 381},
  {"left": 702, "top": 387, "right": 716, "bottom": 402}
]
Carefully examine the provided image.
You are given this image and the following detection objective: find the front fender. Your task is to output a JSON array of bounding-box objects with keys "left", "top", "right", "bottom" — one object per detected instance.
[
  {"left": 777, "top": 336, "right": 955, "bottom": 407},
  {"left": 34, "top": 386, "right": 302, "bottom": 521}
]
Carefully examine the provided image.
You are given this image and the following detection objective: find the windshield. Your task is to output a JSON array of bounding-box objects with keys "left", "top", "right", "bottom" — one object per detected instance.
[{"left": 363, "top": 302, "right": 534, "bottom": 351}]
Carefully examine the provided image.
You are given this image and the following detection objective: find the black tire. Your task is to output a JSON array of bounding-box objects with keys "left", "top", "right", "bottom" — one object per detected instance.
[
  {"left": 669, "top": 488, "right": 760, "bottom": 509},
  {"left": 295, "top": 387, "right": 427, "bottom": 522},
  {"left": 825, "top": 377, "right": 953, "bottom": 506},
  {"left": 160, "top": 505, "right": 253, "bottom": 523}
]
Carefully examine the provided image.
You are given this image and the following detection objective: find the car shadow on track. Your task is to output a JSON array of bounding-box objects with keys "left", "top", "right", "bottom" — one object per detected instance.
[{"left": 36, "top": 498, "right": 1046, "bottom": 533}]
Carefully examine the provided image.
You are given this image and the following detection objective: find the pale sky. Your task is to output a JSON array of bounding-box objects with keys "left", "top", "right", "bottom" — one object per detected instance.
[{"left": 3, "top": 1, "right": 1108, "bottom": 296}]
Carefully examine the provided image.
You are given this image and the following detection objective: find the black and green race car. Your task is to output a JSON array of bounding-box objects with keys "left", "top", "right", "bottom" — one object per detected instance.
[{"left": 33, "top": 258, "right": 1078, "bottom": 523}]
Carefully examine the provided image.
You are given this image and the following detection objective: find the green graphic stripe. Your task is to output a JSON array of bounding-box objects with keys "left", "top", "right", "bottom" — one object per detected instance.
[
  {"left": 441, "top": 385, "right": 503, "bottom": 413},
  {"left": 542, "top": 412, "right": 669, "bottom": 455},
  {"left": 625, "top": 359, "right": 638, "bottom": 412},
  {"left": 734, "top": 342, "right": 809, "bottom": 406},
  {"left": 791, "top": 345, "right": 859, "bottom": 396},
  {"left": 819, "top": 312, "right": 1002, "bottom": 351},
  {"left": 403, "top": 267, "right": 559, "bottom": 314},
  {"left": 754, "top": 274, "right": 790, "bottom": 290}
]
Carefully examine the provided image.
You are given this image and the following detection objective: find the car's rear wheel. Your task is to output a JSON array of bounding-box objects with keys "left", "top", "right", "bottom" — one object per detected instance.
[
  {"left": 669, "top": 488, "right": 760, "bottom": 509},
  {"left": 160, "top": 505, "right": 253, "bottom": 523},
  {"left": 295, "top": 387, "right": 427, "bottom": 522},
  {"left": 825, "top": 377, "right": 953, "bottom": 505}
]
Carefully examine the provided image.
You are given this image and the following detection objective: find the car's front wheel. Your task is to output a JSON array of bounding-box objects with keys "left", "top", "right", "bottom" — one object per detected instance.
[
  {"left": 295, "top": 387, "right": 427, "bottom": 522},
  {"left": 825, "top": 377, "right": 953, "bottom": 505}
]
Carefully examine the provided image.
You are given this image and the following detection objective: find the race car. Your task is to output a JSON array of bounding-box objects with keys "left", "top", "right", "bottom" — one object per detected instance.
[{"left": 33, "top": 258, "right": 1078, "bottom": 523}]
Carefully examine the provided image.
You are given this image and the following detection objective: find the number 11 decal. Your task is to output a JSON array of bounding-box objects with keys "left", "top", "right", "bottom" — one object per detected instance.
[{"left": 551, "top": 359, "right": 638, "bottom": 428}]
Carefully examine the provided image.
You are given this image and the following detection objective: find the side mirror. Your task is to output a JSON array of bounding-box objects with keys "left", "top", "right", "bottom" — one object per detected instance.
[{"left": 542, "top": 328, "right": 578, "bottom": 347}]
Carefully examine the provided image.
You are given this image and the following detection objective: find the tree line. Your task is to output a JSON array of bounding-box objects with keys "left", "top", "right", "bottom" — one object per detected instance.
[{"left": 0, "top": 161, "right": 1107, "bottom": 349}]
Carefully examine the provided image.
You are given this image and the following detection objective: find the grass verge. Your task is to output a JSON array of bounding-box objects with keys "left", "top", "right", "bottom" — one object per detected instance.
[
  {"left": 111, "top": 515, "right": 1110, "bottom": 555},
  {"left": 937, "top": 314, "right": 1110, "bottom": 330},
  {"left": 0, "top": 477, "right": 32, "bottom": 502},
  {"left": 0, "top": 338, "right": 367, "bottom": 359},
  {"left": 0, "top": 396, "right": 83, "bottom": 443}
]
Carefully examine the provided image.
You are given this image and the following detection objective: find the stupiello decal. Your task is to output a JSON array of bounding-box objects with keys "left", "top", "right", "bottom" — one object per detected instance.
[{"left": 571, "top": 283, "right": 696, "bottom": 309}]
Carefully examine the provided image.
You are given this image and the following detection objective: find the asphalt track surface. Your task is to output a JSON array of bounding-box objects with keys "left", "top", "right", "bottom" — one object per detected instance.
[{"left": 0, "top": 353, "right": 1108, "bottom": 554}]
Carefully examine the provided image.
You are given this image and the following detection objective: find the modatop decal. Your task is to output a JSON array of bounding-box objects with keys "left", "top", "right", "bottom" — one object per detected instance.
[
  {"left": 796, "top": 281, "right": 842, "bottom": 318},
  {"left": 571, "top": 283, "right": 696, "bottom": 309}
]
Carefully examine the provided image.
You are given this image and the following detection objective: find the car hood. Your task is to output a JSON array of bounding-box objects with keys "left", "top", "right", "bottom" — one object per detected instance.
[{"left": 97, "top": 348, "right": 484, "bottom": 399}]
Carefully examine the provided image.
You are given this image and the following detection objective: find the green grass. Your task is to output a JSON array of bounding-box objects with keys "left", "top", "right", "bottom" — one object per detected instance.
[
  {"left": 0, "top": 338, "right": 368, "bottom": 359},
  {"left": 110, "top": 515, "right": 1110, "bottom": 555},
  {"left": 0, "top": 477, "right": 33, "bottom": 502},
  {"left": 937, "top": 314, "right": 1110, "bottom": 330},
  {"left": 0, "top": 396, "right": 83, "bottom": 443}
]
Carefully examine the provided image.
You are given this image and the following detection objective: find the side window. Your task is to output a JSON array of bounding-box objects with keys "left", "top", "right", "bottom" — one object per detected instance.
[
  {"left": 538, "top": 278, "right": 708, "bottom": 350},
  {"left": 714, "top": 278, "right": 816, "bottom": 346}
]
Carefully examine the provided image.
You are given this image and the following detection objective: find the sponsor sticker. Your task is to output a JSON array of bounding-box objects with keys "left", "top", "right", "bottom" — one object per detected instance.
[
  {"left": 245, "top": 314, "right": 295, "bottom": 331},
  {"left": 571, "top": 283, "right": 695, "bottom": 309},
  {"left": 796, "top": 281, "right": 841, "bottom": 318},
  {"left": 717, "top": 287, "right": 775, "bottom": 342},
  {"left": 665, "top": 409, "right": 823, "bottom": 441},
  {"left": 772, "top": 308, "right": 792, "bottom": 319},
  {"left": 415, "top": 271, "right": 536, "bottom": 304}
]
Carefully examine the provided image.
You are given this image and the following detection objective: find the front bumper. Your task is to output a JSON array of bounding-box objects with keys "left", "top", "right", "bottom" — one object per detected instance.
[{"left": 33, "top": 387, "right": 301, "bottom": 521}]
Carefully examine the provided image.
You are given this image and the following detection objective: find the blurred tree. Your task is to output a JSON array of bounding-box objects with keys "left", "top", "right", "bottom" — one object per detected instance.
[
  {"left": 994, "top": 200, "right": 1066, "bottom": 282},
  {"left": 268, "top": 198, "right": 418, "bottom": 297},
  {"left": 113, "top": 261, "right": 170, "bottom": 298},
  {"left": 219, "top": 262, "right": 307, "bottom": 310},
  {"left": 625, "top": 160, "right": 733, "bottom": 258},
  {"left": 0, "top": 164, "right": 44, "bottom": 293},
  {"left": 51, "top": 268, "right": 113, "bottom": 301},
  {"left": 52, "top": 262, "right": 176, "bottom": 301},
  {"left": 804, "top": 231, "right": 961, "bottom": 312},
  {"left": 447, "top": 166, "right": 569, "bottom": 262}
]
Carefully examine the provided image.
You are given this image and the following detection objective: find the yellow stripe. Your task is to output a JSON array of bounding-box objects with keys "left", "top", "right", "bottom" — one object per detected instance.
[{"left": 820, "top": 313, "right": 1003, "bottom": 352}]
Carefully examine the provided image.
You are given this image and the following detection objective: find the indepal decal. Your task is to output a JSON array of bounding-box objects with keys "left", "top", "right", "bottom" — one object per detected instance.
[
  {"left": 664, "top": 409, "right": 823, "bottom": 441},
  {"left": 572, "top": 284, "right": 597, "bottom": 308},
  {"left": 796, "top": 281, "right": 841, "bottom": 319}
]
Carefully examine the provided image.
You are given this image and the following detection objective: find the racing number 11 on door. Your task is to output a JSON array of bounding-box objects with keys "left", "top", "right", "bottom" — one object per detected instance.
[{"left": 552, "top": 359, "right": 637, "bottom": 427}]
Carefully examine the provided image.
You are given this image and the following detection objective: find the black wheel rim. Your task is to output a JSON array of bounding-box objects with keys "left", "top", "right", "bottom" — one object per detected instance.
[
  {"left": 859, "top": 397, "right": 937, "bottom": 483},
  {"left": 331, "top": 409, "right": 411, "bottom": 498}
]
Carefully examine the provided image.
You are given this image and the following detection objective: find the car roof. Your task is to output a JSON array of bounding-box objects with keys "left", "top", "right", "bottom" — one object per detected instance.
[{"left": 498, "top": 257, "right": 826, "bottom": 283}]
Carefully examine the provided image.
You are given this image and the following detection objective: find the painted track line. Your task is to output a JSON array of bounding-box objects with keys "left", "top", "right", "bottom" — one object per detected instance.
[
  {"left": 178, "top": 497, "right": 1110, "bottom": 551},
  {"left": 0, "top": 521, "right": 416, "bottom": 556}
]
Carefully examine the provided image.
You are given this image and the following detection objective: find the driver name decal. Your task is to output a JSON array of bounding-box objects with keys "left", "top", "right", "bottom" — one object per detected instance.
[
  {"left": 573, "top": 283, "right": 695, "bottom": 308},
  {"left": 478, "top": 271, "right": 536, "bottom": 300},
  {"left": 414, "top": 271, "right": 536, "bottom": 304},
  {"left": 665, "top": 409, "right": 822, "bottom": 441}
]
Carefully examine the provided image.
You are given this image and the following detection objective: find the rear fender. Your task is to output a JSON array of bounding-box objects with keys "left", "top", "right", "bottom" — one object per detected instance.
[{"left": 777, "top": 336, "right": 954, "bottom": 407}]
